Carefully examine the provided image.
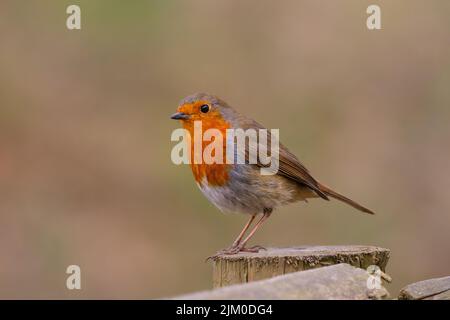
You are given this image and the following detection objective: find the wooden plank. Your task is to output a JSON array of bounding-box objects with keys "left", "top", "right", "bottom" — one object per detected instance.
[
  {"left": 175, "top": 263, "right": 390, "bottom": 300},
  {"left": 398, "top": 276, "right": 450, "bottom": 300}
]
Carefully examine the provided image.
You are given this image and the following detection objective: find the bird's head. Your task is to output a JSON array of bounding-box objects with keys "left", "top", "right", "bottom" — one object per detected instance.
[{"left": 171, "top": 93, "right": 232, "bottom": 129}]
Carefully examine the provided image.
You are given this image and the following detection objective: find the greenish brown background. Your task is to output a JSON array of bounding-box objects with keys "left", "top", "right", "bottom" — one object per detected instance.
[{"left": 0, "top": 0, "right": 449, "bottom": 298}]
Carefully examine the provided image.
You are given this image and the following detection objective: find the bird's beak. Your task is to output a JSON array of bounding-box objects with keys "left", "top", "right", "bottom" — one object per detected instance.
[{"left": 170, "top": 112, "right": 190, "bottom": 120}]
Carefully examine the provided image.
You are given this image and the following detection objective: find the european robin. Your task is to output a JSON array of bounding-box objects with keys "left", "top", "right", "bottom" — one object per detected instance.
[{"left": 171, "top": 93, "right": 374, "bottom": 258}]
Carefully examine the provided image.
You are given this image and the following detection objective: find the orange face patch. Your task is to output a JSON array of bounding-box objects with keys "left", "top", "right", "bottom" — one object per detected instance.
[
  {"left": 177, "top": 101, "right": 231, "bottom": 187},
  {"left": 176, "top": 100, "right": 223, "bottom": 125}
]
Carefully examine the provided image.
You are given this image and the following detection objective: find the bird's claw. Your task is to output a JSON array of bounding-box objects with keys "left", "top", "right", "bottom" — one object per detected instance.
[
  {"left": 205, "top": 244, "right": 266, "bottom": 262},
  {"left": 245, "top": 245, "right": 267, "bottom": 252}
]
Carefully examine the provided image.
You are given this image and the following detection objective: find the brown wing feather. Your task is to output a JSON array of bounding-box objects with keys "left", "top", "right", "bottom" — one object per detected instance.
[
  {"left": 277, "top": 144, "right": 329, "bottom": 200},
  {"left": 240, "top": 118, "right": 329, "bottom": 200},
  {"left": 235, "top": 115, "right": 373, "bottom": 214}
]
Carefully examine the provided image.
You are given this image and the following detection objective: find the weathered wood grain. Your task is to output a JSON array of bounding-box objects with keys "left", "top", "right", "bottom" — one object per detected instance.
[
  {"left": 175, "top": 263, "right": 390, "bottom": 300},
  {"left": 398, "top": 276, "right": 450, "bottom": 300},
  {"left": 211, "top": 245, "right": 390, "bottom": 288}
]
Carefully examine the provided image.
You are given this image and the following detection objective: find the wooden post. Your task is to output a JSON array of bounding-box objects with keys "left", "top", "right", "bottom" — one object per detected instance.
[{"left": 211, "top": 245, "right": 390, "bottom": 288}]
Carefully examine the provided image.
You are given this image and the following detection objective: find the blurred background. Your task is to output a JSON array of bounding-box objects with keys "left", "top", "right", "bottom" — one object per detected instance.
[{"left": 0, "top": 0, "right": 449, "bottom": 298}]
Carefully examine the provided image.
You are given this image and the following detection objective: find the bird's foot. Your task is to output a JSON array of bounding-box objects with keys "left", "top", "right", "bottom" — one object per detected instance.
[
  {"left": 206, "top": 244, "right": 267, "bottom": 262},
  {"left": 243, "top": 245, "right": 267, "bottom": 252}
]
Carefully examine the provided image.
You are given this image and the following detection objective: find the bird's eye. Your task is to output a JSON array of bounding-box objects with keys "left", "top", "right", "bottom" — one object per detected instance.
[{"left": 200, "top": 104, "right": 210, "bottom": 113}]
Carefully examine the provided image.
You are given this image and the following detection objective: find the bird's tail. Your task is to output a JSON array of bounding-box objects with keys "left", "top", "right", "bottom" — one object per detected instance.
[{"left": 318, "top": 183, "right": 375, "bottom": 215}]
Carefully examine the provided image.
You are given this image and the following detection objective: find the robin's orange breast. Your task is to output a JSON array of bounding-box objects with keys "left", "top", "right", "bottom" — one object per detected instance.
[{"left": 183, "top": 118, "right": 231, "bottom": 187}]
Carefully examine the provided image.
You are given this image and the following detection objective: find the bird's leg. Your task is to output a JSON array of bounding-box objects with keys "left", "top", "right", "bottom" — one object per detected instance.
[
  {"left": 205, "top": 215, "right": 257, "bottom": 261},
  {"left": 230, "top": 214, "right": 256, "bottom": 248},
  {"left": 206, "top": 210, "right": 272, "bottom": 261},
  {"left": 236, "top": 210, "right": 271, "bottom": 251}
]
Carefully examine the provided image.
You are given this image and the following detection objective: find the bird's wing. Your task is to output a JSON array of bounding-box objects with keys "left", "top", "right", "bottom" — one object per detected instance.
[{"left": 239, "top": 118, "right": 329, "bottom": 200}]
